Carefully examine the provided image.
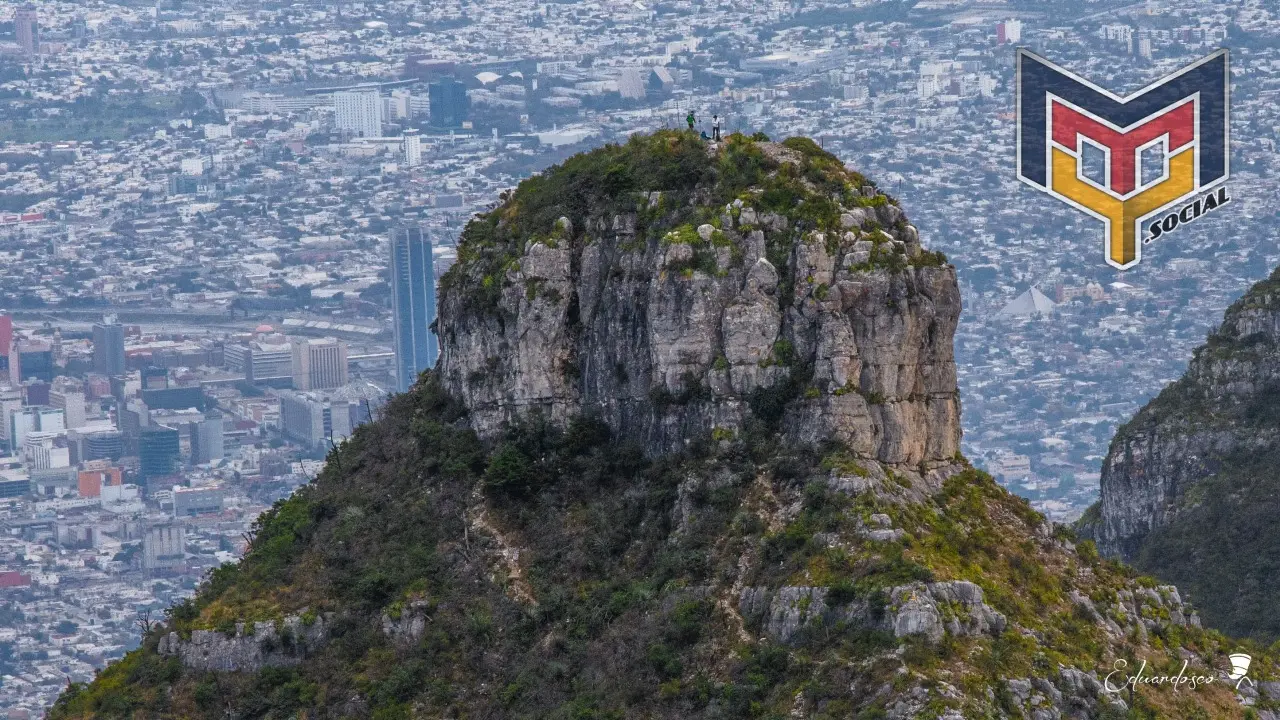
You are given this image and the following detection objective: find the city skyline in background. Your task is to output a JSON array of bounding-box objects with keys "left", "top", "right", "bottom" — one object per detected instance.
[{"left": 0, "top": 0, "right": 1276, "bottom": 714}]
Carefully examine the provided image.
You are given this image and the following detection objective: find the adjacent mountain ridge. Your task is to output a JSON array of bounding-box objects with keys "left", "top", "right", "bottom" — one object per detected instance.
[
  {"left": 51, "top": 132, "right": 1274, "bottom": 720},
  {"left": 1081, "top": 267, "right": 1280, "bottom": 640}
]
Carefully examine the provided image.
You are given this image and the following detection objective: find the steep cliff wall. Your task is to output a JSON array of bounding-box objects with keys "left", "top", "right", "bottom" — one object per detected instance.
[
  {"left": 437, "top": 133, "right": 960, "bottom": 465},
  {"left": 1085, "top": 268, "right": 1280, "bottom": 638}
]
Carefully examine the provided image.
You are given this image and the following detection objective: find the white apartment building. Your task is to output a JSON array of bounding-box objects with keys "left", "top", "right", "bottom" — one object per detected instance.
[{"left": 334, "top": 89, "right": 382, "bottom": 138}]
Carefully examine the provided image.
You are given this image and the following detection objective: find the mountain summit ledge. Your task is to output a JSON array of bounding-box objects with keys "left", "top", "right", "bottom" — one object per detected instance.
[{"left": 52, "top": 132, "right": 1277, "bottom": 719}]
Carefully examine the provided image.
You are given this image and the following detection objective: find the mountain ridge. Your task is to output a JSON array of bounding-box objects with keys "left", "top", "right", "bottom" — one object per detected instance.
[
  {"left": 1081, "top": 265, "right": 1280, "bottom": 641},
  {"left": 50, "top": 132, "right": 1277, "bottom": 720}
]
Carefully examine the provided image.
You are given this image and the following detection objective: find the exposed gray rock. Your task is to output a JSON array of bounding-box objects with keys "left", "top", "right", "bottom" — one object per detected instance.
[
  {"left": 1068, "top": 590, "right": 1100, "bottom": 622},
  {"left": 764, "top": 586, "right": 830, "bottom": 642},
  {"left": 1008, "top": 678, "right": 1032, "bottom": 706},
  {"left": 864, "top": 519, "right": 906, "bottom": 541},
  {"left": 1088, "top": 273, "right": 1280, "bottom": 558},
  {"left": 754, "top": 211, "right": 783, "bottom": 233},
  {"left": 739, "top": 585, "right": 872, "bottom": 644},
  {"left": 746, "top": 578, "right": 1005, "bottom": 646},
  {"left": 890, "top": 588, "right": 944, "bottom": 642},
  {"left": 738, "top": 586, "right": 771, "bottom": 623},
  {"left": 1090, "top": 425, "right": 1265, "bottom": 557},
  {"left": 1032, "top": 677, "right": 1063, "bottom": 706},
  {"left": 825, "top": 470, "right": 878, "bottom": 496},
  {"left": 1058, "top": 668, "right": 1103, "bottom": 695},
  {"left": 381, "top": 601, "right": 431, "bottom": 647},
  {"left": 886, "top": 581, "right": 1006, "bottom": 643},
  {"left": 157, "top": 613, "right": 330, "bottom": 672},
  {"left": 743, "top": 228, "right": 766, "bottom": 265},
  {"left": 439, "top": 194, "right": 959, "bottom": 463},
  {"left": 663, "top": 242, "right": 693, "bottom": 268},
  {"left": 841, "top": 209, "right": 868, "bottom": 229},
  {"left": 902, "top": 225, "right": 922, "bottom": 257}
]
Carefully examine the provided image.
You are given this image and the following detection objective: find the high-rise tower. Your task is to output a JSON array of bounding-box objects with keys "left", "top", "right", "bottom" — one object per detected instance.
[
  {"left": 427, "top": 80, "right": 469, "bottom": 129},
  {"left": 334, "top": 88, "right": 382, "bottom": 138},
  {"left": 403, "top": 128, "right": 422, "bottom": 167},
  {"left": 292, "top": 337, "right": 349, "bottom": 391},
  {"left": 390, "top": 225, "right": 438, "bottom": 392},
  {"left": 15, "top": 6, "right": 38, "bottom": 55},
  {"left": 92, "top": 316, "right": 126, "bottom": 376}
]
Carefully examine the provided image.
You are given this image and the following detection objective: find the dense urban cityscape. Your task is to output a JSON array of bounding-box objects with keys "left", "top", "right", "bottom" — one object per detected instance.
[{"left": 0, "top": 0, "right": 1277, "bottom": 713}]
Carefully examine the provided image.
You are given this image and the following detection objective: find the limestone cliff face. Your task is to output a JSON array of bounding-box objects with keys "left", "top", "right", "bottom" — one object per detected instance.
[
  {"left": 1089, "top": 269, "right": 1280, "bottom": 559},
  {"left": 438, "top": 138, "right": 960, "bottom": 466}
]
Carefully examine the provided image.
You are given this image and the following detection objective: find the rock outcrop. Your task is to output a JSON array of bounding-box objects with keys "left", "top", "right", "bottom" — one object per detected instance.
[
  {"left": 1089, "top": 270, "right": 1280, "bottom": 557},
  {"left": 380, "top": 601, "right": 431, "bottom": 647},
  {"left": 157, "top": 613, "right": 329, "bottom": 672},
  {"left": 438, "top": 135, "right": 960, "bottom": 465},
  {"left": 886, "top": 580, "right": 1007, "bottom": 642},
  {"left": 739, "top": 580, "right": 1006, "bottom": 645}
]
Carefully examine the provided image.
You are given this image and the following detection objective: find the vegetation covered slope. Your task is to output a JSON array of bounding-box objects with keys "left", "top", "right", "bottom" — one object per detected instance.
[
  {"left": 52, "top": 133, "right": 1275, "bottom": 719},
  {"left": 50, "top": 378, "right": 1273, "bottom": 719},
  {"left": 1127, "top": 446, "right": 1280, "bottom": 641},
  {"left": 1082, "top": 267, "right": 1280, "bottom": 641}
]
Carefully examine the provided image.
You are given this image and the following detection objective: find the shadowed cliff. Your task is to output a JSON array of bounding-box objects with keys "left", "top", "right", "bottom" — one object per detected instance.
[{"left": 1082, "top": 267, "right": 1280, "bottom": 641}]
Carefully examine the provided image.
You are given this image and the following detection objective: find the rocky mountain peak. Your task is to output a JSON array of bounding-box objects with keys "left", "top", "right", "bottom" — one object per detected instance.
[
  {"left": 53, "top": 134, "right": 1277, "bottom": 720},
  {"left": 437, "top": 131, "right": 960, "bottom": 465}
]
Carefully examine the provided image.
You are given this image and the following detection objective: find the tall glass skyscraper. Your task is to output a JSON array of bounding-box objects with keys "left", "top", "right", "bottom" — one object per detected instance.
[
  {"left": 92, "top": 316, "right": 126, "bottom": 376},
  {"left": 139, "top": 424, "right": 180, "bottom": 484},
  {"left": 427, "top": 80, "right": 470, "bottom": 129},
  {"left": 390, "top": 224, "right": 438, "bottom": 392},
  {"left": 15, "top": 5, "right": 38, "bottom": 56}
]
